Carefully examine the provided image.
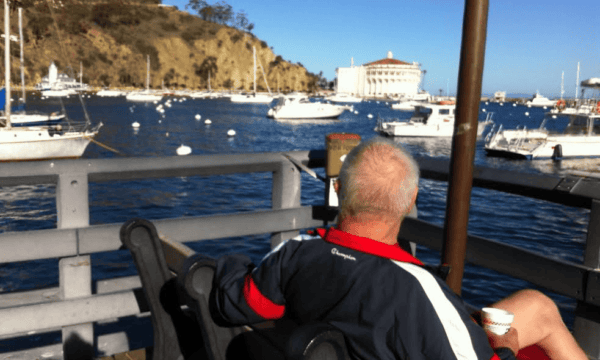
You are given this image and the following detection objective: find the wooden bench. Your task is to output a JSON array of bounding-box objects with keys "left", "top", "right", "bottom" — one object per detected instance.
[{"left": 119, "top": 218, "right": 351, "bottom": 360}]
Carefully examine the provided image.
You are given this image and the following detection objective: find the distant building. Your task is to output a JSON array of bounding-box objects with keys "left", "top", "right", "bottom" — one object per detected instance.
[
  {"left": 335, "top": 51, "right": 424, "bottom": 97},
  {"left": 35, "top": 62, "right": 88, "bottom": 91},
  {"left": 493, "top": 91, "right": 506, "bottom": 102}
]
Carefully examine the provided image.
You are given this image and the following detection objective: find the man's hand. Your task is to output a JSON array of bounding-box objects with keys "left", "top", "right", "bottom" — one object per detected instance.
[{"left": 486, "top": 327, "right": 519, "bottom": 356}]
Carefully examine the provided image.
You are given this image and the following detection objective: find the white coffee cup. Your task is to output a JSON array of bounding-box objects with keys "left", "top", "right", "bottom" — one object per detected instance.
[{"left": 481, "top": 307, "right": 514, "bottom": 335}]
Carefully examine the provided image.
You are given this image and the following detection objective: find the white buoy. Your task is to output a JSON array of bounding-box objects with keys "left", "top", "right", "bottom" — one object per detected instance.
[
  {"left": 205, "top": 119, "right": 212, "bottom": 125},
  {"left": 513, "top": 103, "right": 517, "bottom": 107},
  {"left": 527, "top": 104, "right": 532, "bottom": 108},
  {"left": 552, "top": 115, "right": 557, "bottom": 119},
  {"left": 158, "top": 120, "right": 162, "bottom": 123},
  {"left": 354, "top": 110, "right": 359, "bottom": 115},
  {"left": 166, "top": 132, "right": 169, "bottom": 137},
  {"left": 367, "top": 114, "right": 373, "bottom": 119},
  {"left": 176, "top": 144, "right": 192, "bottom": 156},
  {"left": 525, "top": 112, "right": 530, "bottom": 116},
  {"left": 482, "top": 109, "right": 487, "bottom": 112},
  {"left": 543, "top": 106, "right": 547, "bottom": 110},
  {"left": 227, "top": 129, "right": 236, "bottom": 137},
  {"left": 153, "top": 100, "right": 158, "bottom": 104},
  {"left": 485, "top": 102, "right": 489, "bottom": 105},
  {"left": 500, "top": 103, "right": 504, "bottom": 106},
  {"left": 132, "top": 121, "right": 140, "bottom": 128},
  {"left": 195, "top": 114, "right": 201, "bottom": 120}
]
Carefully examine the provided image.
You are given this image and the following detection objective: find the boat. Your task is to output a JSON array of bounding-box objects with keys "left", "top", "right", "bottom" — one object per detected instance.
[
  {"left": 230, "top": 47, "right": 274, "bottom": 104},
  {"left": 0, "top": 9, "right": 65, "bottom": 126},
  {"left": 375, "top": 102, "right": 493, "bottom": 137},
  {"left": 524, "top": 92, "right": 556, "bottom": 107},
  {"left": 267, "top": 95, "right": 351, "bottom": 119},
  {"left": 484, "top": 111, "right": 600, "bottom": 159},
  {"left": 0, "top": 4, "right": 101, "bottom": 161},
  {"left": 96, "top": 88, "right": 126, "bottom": 97},
  {"left": 37, "top": 62, "right": 88, "bottom": 97},
  {"left": 326, "top": 93, "right": 363, "bottom": 103},
  {"left": 126, "top": 55, "right": 163, "bottom": 102}
]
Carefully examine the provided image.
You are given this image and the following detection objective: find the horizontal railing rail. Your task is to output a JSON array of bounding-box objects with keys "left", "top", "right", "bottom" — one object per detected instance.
[{"left": 0, "top": 150, "right": 599, "bottom": 359}]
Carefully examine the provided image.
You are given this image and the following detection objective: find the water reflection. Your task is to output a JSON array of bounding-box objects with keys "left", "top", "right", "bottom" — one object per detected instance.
[{"left": 528, "top": 157, "right": 600, "bottom": 176}]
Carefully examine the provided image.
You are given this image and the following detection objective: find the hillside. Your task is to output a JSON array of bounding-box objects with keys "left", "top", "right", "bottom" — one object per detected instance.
[{"left": 1, "top": 0, "right": 319, "bottom": 92}]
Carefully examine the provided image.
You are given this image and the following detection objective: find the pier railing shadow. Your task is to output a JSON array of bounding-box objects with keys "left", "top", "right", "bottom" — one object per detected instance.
[{"left": 0, "top": 150, "right": 599, "bottom": 359}]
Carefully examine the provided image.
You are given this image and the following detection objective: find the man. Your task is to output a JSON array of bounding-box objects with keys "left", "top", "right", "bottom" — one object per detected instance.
[{"left": 210, "top": 137, "right": 587, "bottom": 360}]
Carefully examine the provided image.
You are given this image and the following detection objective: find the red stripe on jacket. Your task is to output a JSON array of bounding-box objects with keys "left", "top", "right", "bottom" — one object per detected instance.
[{"left": 243, "top": 274, "right": 285, "bottom": 319}]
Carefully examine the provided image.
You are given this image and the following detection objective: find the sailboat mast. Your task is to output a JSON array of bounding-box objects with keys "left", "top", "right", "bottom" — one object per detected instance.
[
  {"left": 575, "top": 62, "right": 580, "bottom": 100},
  {"left": 18, "top": 8, "right": 24, "bottom": 104},
  {"left": 146, "top": 54, "right": 150, "bottom": 91},
  {"left": 208, "top": 70, "right": 211, "bottom": 91},
  {"left": 253, "top": 46, "right": 256, "bottom": 93},
  {"left": 5, "top": 0, "right": 11, "bottom": 129},
  {"left": 79, "top": 61, "right": 82, "bottom": 88},
  {"left": 561, "top": 71, "right": 564, "bottom": 100}
]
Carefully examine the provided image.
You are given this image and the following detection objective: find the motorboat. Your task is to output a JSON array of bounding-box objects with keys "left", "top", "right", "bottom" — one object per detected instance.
[
  {"left": 525, "top": 92, "right": 556, "bottom": 107},
  {"left": 267, "top": 95, "right": 351, "bottom": 119},
  {"left": 326, "top": 93, "right": 363, "bottom": 103},
  {"left": 375, "top": 103, "right": 493, "bottom": 137},
  {"left": 484, "top": 112, "right": 600, "bottom": 159},
  {"left": 126, "top": 55, "right": 163, "bottom": 102}
]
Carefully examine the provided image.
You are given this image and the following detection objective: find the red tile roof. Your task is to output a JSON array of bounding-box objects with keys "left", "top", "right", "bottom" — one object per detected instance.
[{"left": 365, "top": 58, "right": 410, "bottom": 66}]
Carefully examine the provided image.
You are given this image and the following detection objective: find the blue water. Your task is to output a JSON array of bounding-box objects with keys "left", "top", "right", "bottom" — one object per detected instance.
[{"left": 0, "top": 96, "right": 594, "bottom": 334}]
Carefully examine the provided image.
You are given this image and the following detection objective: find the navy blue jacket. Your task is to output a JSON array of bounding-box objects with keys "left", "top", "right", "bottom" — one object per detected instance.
[{"left": 211, "top": 227, "right": 516, "bottom": 360}]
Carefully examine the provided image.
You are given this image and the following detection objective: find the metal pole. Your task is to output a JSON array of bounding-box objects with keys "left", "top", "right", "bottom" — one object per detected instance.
[
  {"left": 441, "top": 0, "right": 489, "bottom": 295},
  {"left": 4, "top": 0, "right": 11, "bottom": 129},
  {"left": 18, "top": 8, "right": 24, "bottom": 104}
]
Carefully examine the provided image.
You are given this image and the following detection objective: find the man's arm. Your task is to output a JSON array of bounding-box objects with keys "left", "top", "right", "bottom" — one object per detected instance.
[{"left": 210, "top": 239, "right": 303, "bottom": 325}]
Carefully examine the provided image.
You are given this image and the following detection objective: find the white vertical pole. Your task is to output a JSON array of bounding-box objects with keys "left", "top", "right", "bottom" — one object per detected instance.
[
  {"left": 575, "top": 62, "right": 580, "bottom": 100},
  {"left": 5, "top": 0, "right": 11, "bottom": 129},
  {"left": 253, "top": 46, "right": 256, "bottom": 94},
  {"left": 561, "top": 71, "right": 564, "bottom": 100},
  {"left": 18, "top": 8, "right": 24, "bottom": 104}
]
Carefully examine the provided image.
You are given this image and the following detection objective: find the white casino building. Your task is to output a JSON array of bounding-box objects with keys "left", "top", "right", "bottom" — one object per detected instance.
[{"left": 336, "top": 51, "right": 423, "bottom": 98}]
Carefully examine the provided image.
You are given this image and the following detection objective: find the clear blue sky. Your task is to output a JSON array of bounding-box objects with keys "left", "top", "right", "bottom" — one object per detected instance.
[{"left": 163, "top": 0, "right": 599, "bottom": 98}]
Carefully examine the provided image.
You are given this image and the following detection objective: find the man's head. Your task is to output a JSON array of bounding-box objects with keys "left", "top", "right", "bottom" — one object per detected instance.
[{"left": 336, "top": 137, "right": 419, "bottom": 224}]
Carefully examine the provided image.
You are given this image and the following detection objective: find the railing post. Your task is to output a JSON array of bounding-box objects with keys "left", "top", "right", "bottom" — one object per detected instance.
[
  {"left": 56, "top": 173, "right": 94, "bottom": 359},
  {"left": 573, "top": 199, "right": 600, "bottom": 360},
  {"left": 271, "top": 158, "right": 301, "bottom": 248}
]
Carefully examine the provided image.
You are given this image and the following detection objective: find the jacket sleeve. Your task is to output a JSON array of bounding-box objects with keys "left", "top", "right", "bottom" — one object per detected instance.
[
  {"left": 491, "top": 347, "right": 517, "bottom": 360},
  {"left": 210, "top": 239, "right": 302, "bottom": 325}
]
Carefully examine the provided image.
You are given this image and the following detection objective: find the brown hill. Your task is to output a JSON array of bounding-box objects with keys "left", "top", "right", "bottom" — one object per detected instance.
[{"left": 2, "top": 0, "right": 319, "bottom": 92}]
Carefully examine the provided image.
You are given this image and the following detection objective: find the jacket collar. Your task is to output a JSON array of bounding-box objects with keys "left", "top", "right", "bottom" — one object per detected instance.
[{"left": 316, "top": 227, "right": 424, "bottom": 266}]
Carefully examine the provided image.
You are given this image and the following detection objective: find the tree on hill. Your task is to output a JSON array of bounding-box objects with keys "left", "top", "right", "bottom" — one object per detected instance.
[{"left": 186, "top": 0, "right": 253, "bottom": 31}]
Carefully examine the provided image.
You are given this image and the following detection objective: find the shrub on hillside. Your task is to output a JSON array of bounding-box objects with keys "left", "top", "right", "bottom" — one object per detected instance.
[{"left": 134, "top": 40, "right": 160, "bottom": 71}]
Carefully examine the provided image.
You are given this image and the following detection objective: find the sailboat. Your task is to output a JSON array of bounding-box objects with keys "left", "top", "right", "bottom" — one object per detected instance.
[
  {"left": 0, "top": 2, "right": 101, "bottom": 161},
  {"left": 126, "top": 55, "right": 163, "bottom": 102},
  {"left": 230, "top": 47, "right": 274, "bottom": 104},
  {"left": 0, "top": 8, "right": 65, "bottom": 126}
]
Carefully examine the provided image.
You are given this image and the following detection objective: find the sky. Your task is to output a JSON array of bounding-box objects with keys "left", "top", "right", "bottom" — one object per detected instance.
[{"left": 163, "top": 0, "right": 599, "bottom": 98}]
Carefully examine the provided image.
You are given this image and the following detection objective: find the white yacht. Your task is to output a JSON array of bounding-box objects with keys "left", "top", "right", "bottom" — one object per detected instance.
[
  {"left": 376, "top": 103, "right": 492, "bottom": 137},
  {"left": 326, "top": 93, "right": 363, "bottom": 103},
  {"left": 267, "top": 96, "right": 351, "bottom": 119},
  {"left": 525, "top": 92, "right": 556, "bottom": 107},
  {"left": 484, "top": 112, "right": 600, "bottom": 159}
]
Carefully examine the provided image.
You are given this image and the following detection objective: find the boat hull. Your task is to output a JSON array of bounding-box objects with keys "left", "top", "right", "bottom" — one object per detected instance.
[
  {"left": 126, "top": 92, "right": 163, "bottom": 102},
  {"left": 2, "top": 112, "right": 66, "bottom": 126},
  {"left": 272, "top": 105, "right": 346, "bottom": 119},
  {"left": 230, "top": 95, "right": 273, "bottom": 103},
  {"left": 0, "top": 128, "right": 97, "bottom": 161}
]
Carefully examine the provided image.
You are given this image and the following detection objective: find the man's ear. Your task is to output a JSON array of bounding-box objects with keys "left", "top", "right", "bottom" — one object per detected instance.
[{"left": 334, "top": 179, "right": 340, "bottom": 194}]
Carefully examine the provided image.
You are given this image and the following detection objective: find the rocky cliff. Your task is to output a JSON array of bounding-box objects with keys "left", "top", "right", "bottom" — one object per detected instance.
[{"left": 2, "top": 1, "right": 318, "bottom": 92}]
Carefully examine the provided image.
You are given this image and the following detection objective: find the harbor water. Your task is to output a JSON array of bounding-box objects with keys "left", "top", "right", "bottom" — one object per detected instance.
[{"left": 0, "top": 95, "right": 594, "bottom": 343}]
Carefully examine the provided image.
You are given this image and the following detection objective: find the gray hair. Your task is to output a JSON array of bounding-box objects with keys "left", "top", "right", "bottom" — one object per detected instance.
[{"left": 337, "top": 137, "right": 420, "bottom": 221}]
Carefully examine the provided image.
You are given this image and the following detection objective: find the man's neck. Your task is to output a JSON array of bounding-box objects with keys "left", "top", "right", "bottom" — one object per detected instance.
[{"left": 337, "top": 216, "right": 401, "bottom": 245}]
